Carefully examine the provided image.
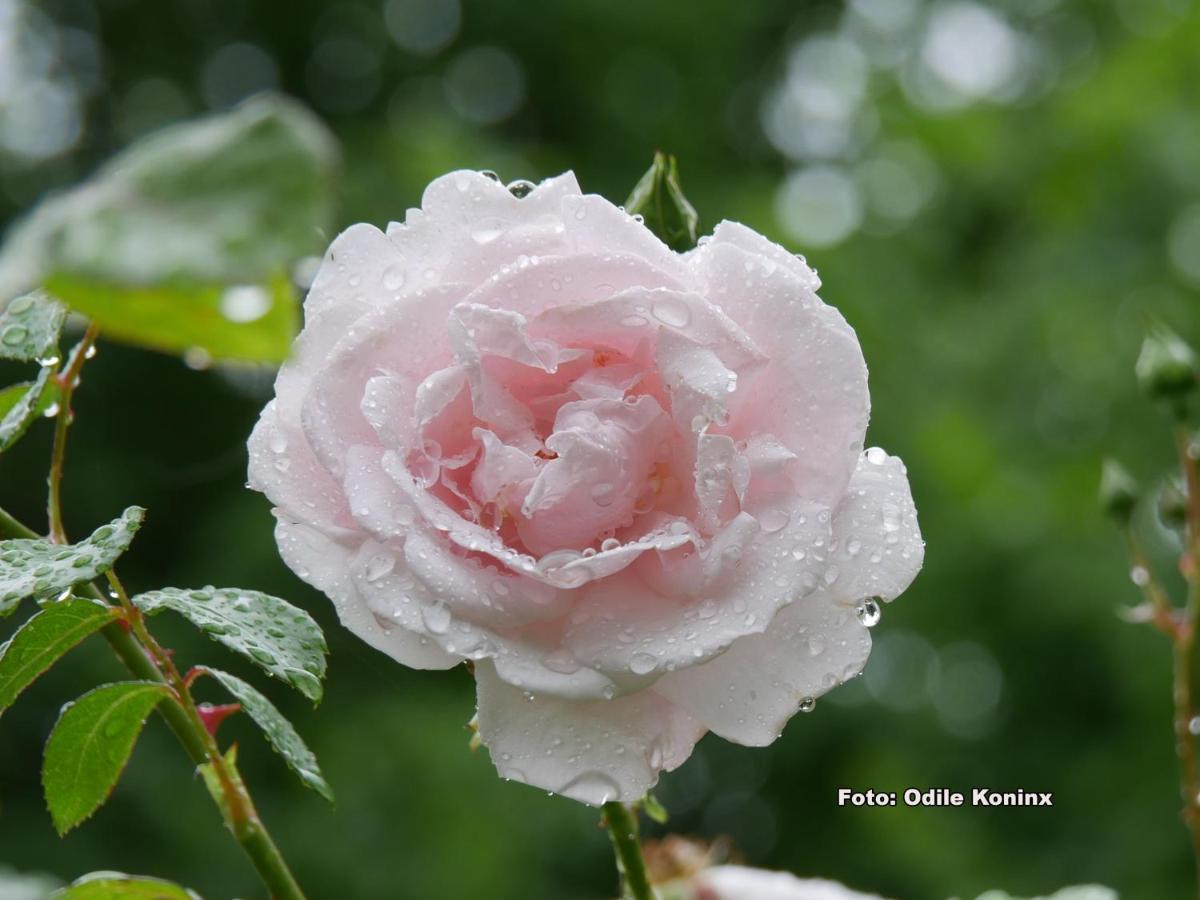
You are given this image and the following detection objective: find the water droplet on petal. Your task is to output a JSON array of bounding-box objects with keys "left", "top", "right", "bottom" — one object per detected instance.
[
  {"left": 799, "top": 696, "right": 816, "bottom": 713},
  {"left": 856, "top": 597, "right": 881, "bottom": 627}
]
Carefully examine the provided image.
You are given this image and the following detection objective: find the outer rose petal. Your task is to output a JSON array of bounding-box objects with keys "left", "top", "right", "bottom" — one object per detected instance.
[
  {"left": 825, "top": 449, "right": 924, "bottom": 603},
  {"left": 273, "top": 519, "right": 458, "bottom": 670},
  {"left": 473, "top": 660, "right": 704, "bottom": 805},
  {"left": 691, "top": 236, "right": 869, "bottom": 508},
  {"left": 689, "top": 866, "right": 888, "bottom": 900},
  {"left": 653, "top": 449, "right": 923, "bottom": 745},
  {"left": 653, "top": 589, "right": 870, "bottom": 746}
]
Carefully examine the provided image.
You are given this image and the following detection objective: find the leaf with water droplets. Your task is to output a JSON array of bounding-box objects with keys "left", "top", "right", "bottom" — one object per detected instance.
[
  {"left": 624, "top": 152, "right": 700, "bottom": 252},
  {"left": 203, "top": 667, "right": 333, "bottom": 802},
  {"left": 0, "top": 290, "right": 66, "bottom": 362},
  {"left": 42, "top": 681, "right": 172, "bottom": 835},
  {"left": 51, "top": 871, "right": 202, "bottom": 899},
  {"left": 0, "top": 599, "right": 116, "bottom": 715},
  {"left": 46, "top": 272, "right": 299, "bottom": 364},
  {"left": 132, "top": 587, "right": 327, "bottom": 703},
  {"left": 0, "top": 95, "right": 337, "bottom": 363},
  {"left": 0, "top": 366, "right": 58, "bottom": 453},
  {"left": 0, "top": 507, "right": 144, "bottom": 616}
]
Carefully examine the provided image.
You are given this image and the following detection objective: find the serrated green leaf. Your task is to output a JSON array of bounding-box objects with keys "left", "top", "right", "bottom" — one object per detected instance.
[
  {"left": 0, "top": 95, "right": 336, "bottom": 363},
  {"left": 52, "top": 871, "right": 202, "bottom": 899},
  {"left": 46, "top": 271, "right": 299, "bottom": 364},
  {"left": 0, "top": 291, "right": 67, "bottom": 362},
  {"left": 0, "top": 374, "right": 59, "bottom": 422},
  {"left": 0, "top": 365, "right": 55, "bottom": 453},
  {"left": 0, "top": 508, "right": 144, "bottom": 616},
  {"left": 204, "top": 667, "right": 333, "bottom": 802},
  {"left": 625, "top": 152, "right": 700, "bottom": 252},
  {"left": 132, "top": 586, "right": 326, "bottom": 703},
  {"left": 0, "top": 599, "right": 116, "bottom": 715},
  {"left": 43, "top": 681, "right": 172, "bottom": 834}
]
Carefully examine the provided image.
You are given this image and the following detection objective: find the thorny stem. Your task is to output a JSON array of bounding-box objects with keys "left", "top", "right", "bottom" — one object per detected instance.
[
  {"left": 7, "top": 320, "right": 307, "bottom": 900},
  {"left": 47, "top": 323, "right": 98, "bottom": 544},
  {"left": 603, "top": 801, "right": 657, "bottom": 900},
  {"left": 1176, "top": 427, "right": 1200, "bottom": 894}
]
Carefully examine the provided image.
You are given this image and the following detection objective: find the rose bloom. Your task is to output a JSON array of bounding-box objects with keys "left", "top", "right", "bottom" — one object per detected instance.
[{"left": 249, "top": 171, "right": 922, "bottom": 804}]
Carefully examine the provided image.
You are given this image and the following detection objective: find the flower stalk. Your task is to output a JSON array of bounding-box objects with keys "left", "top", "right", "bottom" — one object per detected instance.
[
  {"left": 603, "top": 801, "right": 657, "bottom": 900},
  {"left": 2, "top": 318, "right": 308, "bottom": 900}
]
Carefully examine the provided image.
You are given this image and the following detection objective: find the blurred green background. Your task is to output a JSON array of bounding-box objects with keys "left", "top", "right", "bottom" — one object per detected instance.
[{"left": 2, "top": 0, "right": 1199, "bottom": 897}]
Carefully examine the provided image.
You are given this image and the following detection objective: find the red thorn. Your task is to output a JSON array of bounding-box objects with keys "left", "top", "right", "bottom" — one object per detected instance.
[{"left": 197, "top": 702, "right": 241, "bottom": 737}]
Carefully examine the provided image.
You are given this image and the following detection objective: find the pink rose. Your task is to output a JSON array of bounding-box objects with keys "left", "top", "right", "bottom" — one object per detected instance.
[{"left": 249, "top": 171, "right": 923, "bottom": 804}]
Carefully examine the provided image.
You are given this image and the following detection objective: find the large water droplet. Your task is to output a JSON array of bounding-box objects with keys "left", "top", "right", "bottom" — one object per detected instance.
[
  {"left": 507, "top": 179, "right": 536, "bottom": 198},
  {"left": 651, "top": 298, "right": 691, "bottom": 328},
  {"left": 2, "top": 325, "right": 29, "bottom": 346},
  {"left": 630, "top": 652, "right": 657, "bottom": 675},
  {"left": 856, "top": 598, "right": 881, "bottom": 627},
  {"left": 758, "top": 507, "right": 790, "bottom": 534},
  {"left": 799, "top": 696, "right": 816, "bottom": 713},
  {"left": 364, "top": 552, "right": 396, "bottom": 582},
  {"left": 422, "top": 601, "right": 452, "bottom": 634},
  {"left": 220, "top": 285, "right": 272, "bottom": 323}
]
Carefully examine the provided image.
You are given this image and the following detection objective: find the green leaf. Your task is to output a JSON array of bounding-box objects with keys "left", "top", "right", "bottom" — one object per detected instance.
[
  {"left": 205, "top": 668, "right": 333, "bottom": 802},
  {"left": 0, "top": 507, "right": 144, "bottom": 616},
  {"left": 45, "top": 271, "right": 299, "bottom": 365},
  {"left": 0, "top": 291, "right": 67, "bottom": 362},
  {"left": 52, "top": 871, "right": 202, "bottom": 899},
  {"left": 0, "top": 95, "right": 337, "bottom": 362},
  {"left": 132, "top": 586, "right": 326, "bottom": 703},
  {"left": 0, "top": 366, "right": 56, "bottom": 453},
  {"left": 625, "top": 152, "right": 700, "bottom": 252},
  {"left": 0, "top": 599, "right": 116, "bottom": 715},
  {"left": 43, "top": 681, "right": 172, "bottom": 834}
]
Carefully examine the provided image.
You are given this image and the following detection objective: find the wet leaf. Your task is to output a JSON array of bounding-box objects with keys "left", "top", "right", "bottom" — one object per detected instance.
[
  {"left": 0, "top": 599, "right": 116, "bottom": 715},
  {"left": 52, "top": 871, "right": 202, "bottom": 899},
  {"left": 0, "top": 508, "right": 144, "bottom": 616},
  {"left": 46, "top": 272, "right": 299, "bottom": 364},
  {"left": 0, "top": 291, "right": 67, "bottom": 362},
  {"left": 43, "top": 681, "right": 172, "bottom": 834},
  {"left": 0, "top": 95, "right": 337, "bottom": 363},
  {"left": 132, "top": 587, "right": 327, "bottom": 703},
  {"left": 0, "top": 366, "right": 57, "bottom": 453},
  {"left": 204, "top": 667, "right": 333, "bottom": 802}
]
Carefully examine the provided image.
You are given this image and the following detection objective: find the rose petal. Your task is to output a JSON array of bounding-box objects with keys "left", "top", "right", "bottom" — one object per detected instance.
[
  {"left": 653, "top": 589, "right": 870, "bottom": 746},
  {"left": 563, "top": 500, "right": 831, "bottom": 690},
  {"left": 825, "top": 448, "right": 924, "bottom": 604},
  {"left": 473, "top": 659, "right": 705, "bottom": 805},
  {"left": 691, "top": 239, "right": 868, "bottom": 507},
  {"left": 273, "top": 519, "right": 458, "bottom": 670}
]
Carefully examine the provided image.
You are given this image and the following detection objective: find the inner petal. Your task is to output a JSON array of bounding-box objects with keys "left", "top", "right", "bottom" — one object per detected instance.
[{"left": 513, "top": 396, "right": 673, "bottom": 555}]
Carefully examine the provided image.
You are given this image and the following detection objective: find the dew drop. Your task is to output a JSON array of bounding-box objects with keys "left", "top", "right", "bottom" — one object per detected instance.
[
  {"left": 758, "top": 507, "right": 790, "bottom": 534},
  {"left": 2, "top": 325, "right": 29, "bottom": 346},
  {"left": 507, "top": 179, "right": 536, "bottom": 198},
  {"left": 856, "top": 598, "right": 881, "bottom": 627},
  {"left": 651, "top": 299, "right": 691, "bottom": 328},
  {"left": 799, "top": 696, "right": 816, "bottom": 713},
  {"left": 364, "top": 552, "right": 396, "bottom": 582},
  {"left": 630, "top": 652, "right": 657, "bottom": 675}
]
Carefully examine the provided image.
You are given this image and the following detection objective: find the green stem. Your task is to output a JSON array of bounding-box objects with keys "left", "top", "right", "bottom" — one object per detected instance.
[
  {"left": 0, "top": 506, "right": 306, "bottom": 899},
  {"left": 47, "top": 323, "right": 98, "bottom": 544},
  {"left": 602, "top": 802, "right": 656, "bottom": 900}
]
